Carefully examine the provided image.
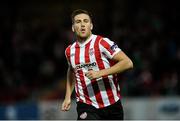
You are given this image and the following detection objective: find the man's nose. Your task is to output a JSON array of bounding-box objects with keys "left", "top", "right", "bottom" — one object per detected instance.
[{"left": 81, "top": 22, "right": 85, "bottom": 27}]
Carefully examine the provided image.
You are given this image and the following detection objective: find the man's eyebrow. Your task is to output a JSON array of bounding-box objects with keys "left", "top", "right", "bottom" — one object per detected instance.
[
  {"left": 76, "top": 18, "right": 89, "bottom": 20},
  {"left": 75, "top": 19, "right": 81, "bottom": 22},
  {"left": 75, "top": 18, "right": 89, "bottom": 22}
]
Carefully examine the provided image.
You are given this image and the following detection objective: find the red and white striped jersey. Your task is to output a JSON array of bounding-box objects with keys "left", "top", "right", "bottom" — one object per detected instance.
[{"left": 65, "top": 34, "right": 122, "bottom": 109}]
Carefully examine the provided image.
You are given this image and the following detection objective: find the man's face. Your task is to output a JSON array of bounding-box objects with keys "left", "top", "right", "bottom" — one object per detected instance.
[{"left": 73, "top": 13, "right": 93, "bottom": 39}]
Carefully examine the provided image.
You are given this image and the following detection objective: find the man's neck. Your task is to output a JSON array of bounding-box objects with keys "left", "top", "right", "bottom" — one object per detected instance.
[{"left": 77, "top": 34, "right": 92, "bottom": 43}]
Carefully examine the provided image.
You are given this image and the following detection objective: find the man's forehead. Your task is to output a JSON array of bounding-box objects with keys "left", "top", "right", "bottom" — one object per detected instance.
[{"left": 74, "top": 13, "right": 90, "bottom": 20}]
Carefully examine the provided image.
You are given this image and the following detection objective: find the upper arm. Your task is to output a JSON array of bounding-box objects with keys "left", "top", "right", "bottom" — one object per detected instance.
[
  {"left": 112, "top": 51, "right": 130, "bottom": 62},
  {"left": 68, "top": 64, "right": 74, "bottom": 72},
  {"left": 67, "top": 65, "right": 75, "bottom": 81},
  {"left": 112, "top": 51, "right": 133, "bottom": 69}
]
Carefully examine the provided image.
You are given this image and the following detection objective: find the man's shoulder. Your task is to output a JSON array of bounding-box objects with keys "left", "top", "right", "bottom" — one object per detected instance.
[
  {"left": 65, "top": 44, "right": 72, "bottom": 52},
  {"left": 94, "top": 34, "right": 109, "bottom": 39},
  {"left": 65, "top": 41, "right": 76, "bottom": 49},
  {"left": 94, "top": 34, "right": 103, "bottom": 38},
  {"left": 94, "top": 34, "right": 111, "bottom": 42}
]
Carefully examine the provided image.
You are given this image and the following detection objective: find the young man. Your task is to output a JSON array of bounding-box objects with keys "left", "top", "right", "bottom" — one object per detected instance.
[{"left": 61, "top": 9, "right": 133, "bottom": 120}]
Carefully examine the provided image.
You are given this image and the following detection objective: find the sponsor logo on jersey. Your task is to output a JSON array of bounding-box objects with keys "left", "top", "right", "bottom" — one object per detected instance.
[{"left": 76, "top": 62, "right": 96, "bottom": 70}]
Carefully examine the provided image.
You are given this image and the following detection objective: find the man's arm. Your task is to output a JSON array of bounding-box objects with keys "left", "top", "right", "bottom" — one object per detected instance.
[
  {"left": 61, "top": 66, "right": 75, "bottom": 111},
  {"left": 85, "top": 51, "right": 133, "bottom": 79}
]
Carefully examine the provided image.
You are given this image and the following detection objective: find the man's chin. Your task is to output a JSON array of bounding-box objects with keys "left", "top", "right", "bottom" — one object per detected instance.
[
  {"left": 79, "top": 36, "right": 88, "bottom": 40},
  {"left": 79, "top": 35, "right": 88, "bottom": 39},
  {"left": 77, "top": 33, "right": 91, "bottom": 40}
]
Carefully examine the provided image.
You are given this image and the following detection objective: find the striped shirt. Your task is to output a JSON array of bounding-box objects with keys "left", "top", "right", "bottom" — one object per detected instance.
[{"left": 65, "top": 34, "right": 122, "bottom": 108}]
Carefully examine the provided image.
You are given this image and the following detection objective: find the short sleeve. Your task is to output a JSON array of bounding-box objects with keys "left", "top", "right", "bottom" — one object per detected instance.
[
  {"left": 65, "top": 45, "right": 71, "bottom": 65},
  {"left": 100, "top": 38, "right": 121, "bottom": 59}
]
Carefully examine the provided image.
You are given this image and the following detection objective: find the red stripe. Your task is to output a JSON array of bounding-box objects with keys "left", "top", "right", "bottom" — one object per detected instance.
[
  {"left": 75, "top": 43, "right": 80, "bottom": 64},
  {"left": 84, "top": 42, "right": 92, "bottom": 105},
  {"left": 91, "top": 79, "right": 104, "bottom": 108},
  {"left": 85, "top": 42, "right": 91, "bottom": 63},
  {"left": 65, "top": 45, "right": 71, "bottom": 62},
  {"left": 78, "top": 70, "right": 92, "bottom": 104},
  {"left": 94, "top": 36, "right": 115, "bottom": 105},
  {"left": 100, "top": 39, "right": 114, "bottom": 55},
  {"left": 74, "top": 43, "right": 83, "bottom": 102}
]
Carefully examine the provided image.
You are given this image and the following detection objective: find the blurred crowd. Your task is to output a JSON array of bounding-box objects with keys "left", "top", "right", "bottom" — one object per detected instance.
[
  {"left": 0, "top": 0, "right": 179, "bottom": 104},
  {"left": 111, "top": 0, "right": 179, "bottom": 97}
]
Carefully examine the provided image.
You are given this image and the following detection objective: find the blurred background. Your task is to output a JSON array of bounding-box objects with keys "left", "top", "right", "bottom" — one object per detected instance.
[{"left": 0, "top": 0, "right": 179, "bottom": 120}]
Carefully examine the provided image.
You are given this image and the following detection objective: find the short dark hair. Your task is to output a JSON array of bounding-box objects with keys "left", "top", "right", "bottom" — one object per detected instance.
[{"left": 71, "top": 9, "right": 92, "bottom": 24}]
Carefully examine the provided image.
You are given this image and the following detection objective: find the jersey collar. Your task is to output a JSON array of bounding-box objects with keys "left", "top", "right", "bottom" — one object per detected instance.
[{"left": 76, "top": 34, "right": 94, "bottom": 47}]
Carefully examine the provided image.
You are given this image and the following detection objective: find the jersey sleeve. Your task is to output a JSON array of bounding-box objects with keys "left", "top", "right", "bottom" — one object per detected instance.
[
  {"left": 65, "top": 45, "right": 71, "bottom": 65},
  {"left": 100, "top": 38, "right": 121, "bottom": 59}
]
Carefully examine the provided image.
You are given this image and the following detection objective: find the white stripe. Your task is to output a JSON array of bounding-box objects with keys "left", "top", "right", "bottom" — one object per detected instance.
[
  {"left": 78, "top": 45, "right": 86, "bottom": 103},
  {"left": 70, "top": 43, "right": 76, "bottom": 68}
]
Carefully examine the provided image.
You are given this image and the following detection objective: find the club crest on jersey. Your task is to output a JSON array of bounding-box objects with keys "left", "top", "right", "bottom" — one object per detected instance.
[
  {"left": 111, "top": 43, "right": 118, "bottom": 52},
  {"left": 89, "top": 48, "right": 94, "bottom": 56}
]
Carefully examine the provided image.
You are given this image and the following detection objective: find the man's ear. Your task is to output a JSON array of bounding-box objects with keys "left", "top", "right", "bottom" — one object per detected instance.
[
  {"left": 72, "top": 25, "right": 74, "bottom": 32},
  {"left": 90, "top": 24, "right": 93, "bottom": 30}
]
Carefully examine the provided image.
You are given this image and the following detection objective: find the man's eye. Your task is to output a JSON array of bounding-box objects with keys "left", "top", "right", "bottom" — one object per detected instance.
[
  {"left": 84, "top": 20, "right": 89, "bottom": 23},
  {"left": 75, "top": 20, "right": 81, "bottom": 23}
]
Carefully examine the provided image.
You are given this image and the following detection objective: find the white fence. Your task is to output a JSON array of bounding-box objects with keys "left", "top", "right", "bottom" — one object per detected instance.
[{"left": 1, "top": 97, "right": 180, "bottom": 120}]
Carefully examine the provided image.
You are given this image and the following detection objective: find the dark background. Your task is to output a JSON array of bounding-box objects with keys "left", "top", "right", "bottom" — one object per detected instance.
[{"left": 0, "top": 0, "right": 179, "bottom": 104}]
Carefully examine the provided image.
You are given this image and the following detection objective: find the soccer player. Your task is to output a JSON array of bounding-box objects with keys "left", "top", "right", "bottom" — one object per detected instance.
[{"left": 61, "top": 9, "right": 133, "bottom": 120}]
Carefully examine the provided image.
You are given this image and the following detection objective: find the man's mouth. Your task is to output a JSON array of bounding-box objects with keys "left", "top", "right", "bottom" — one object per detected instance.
[{"left": 81, "top": 28, "right": 86, "bottom": 33}]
